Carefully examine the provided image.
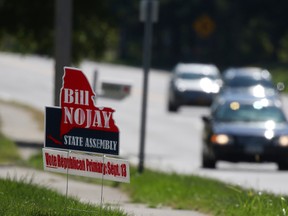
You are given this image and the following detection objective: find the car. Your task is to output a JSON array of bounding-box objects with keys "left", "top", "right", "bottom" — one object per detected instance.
[
  {"left": 212, "top": 84, "right": 282, "bottom": 112},
  {"left": 221, "top": 66, "right": 284, "bottom": 92},
  {"left": 222, "top": 67, "right": 272, "bottom": 83},
  {"left": 201, "top": 97, "right": 288, "bottom": 170},
  {"left": 216, "top": 66, "right": 282, "bottom": 107},
  {"left": 167, "top": 63, "right": 222, "bottom": 112},
  {"left": 211, "top": 88, "right": 282, "bottom": 115}
]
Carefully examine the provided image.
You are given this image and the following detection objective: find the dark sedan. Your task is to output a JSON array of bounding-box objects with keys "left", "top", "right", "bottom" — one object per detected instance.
[{"left": 201, "top": 98, "right": 288, "bottom": 170}]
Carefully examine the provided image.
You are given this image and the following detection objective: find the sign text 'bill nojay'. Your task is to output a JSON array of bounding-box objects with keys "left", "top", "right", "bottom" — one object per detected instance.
[{"left": 45, "top": 67, "right": 119, "bottom": 155}]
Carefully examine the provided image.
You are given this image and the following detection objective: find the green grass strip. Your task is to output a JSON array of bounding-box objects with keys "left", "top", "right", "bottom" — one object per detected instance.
[
  {"left": 0, "top": 132, "right": 21, "bottom": 163},
  {"left": 122, "top": 168, "right": 288, "bottom": 216},
  {"left": 0, "top": 178, "right": 127, "bottom": 216}
]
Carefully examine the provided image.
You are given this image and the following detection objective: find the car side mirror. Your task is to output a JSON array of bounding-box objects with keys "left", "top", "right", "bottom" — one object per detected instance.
[
  {"left": 277, "top": 82, "right": 285, "bottom": 92},
  {"left": 202, "top": 115, "right": 212, "bottom": 123}
]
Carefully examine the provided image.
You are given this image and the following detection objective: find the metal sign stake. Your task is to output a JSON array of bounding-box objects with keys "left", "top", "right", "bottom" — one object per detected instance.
[
  {"left": 64, "top": 150, "right": 71, "bottom": 214},
  {"left": 99, "top": 154, "right": 106, "bottom": 216},
  {"left": 139, "top": 0, "right": 158, "bottom": 173}
]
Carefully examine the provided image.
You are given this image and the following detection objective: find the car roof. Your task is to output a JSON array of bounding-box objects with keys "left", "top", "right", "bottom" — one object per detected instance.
[
  {"left": 222, "top": 67, "right": 272, "bottom": 81},
  {"left": 175, "top": 63, "right": 220, "bottom": 75}
]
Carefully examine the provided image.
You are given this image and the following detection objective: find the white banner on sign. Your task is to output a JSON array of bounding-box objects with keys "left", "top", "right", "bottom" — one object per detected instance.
[{"left": 42, "top": 148, "right": 130, "bottom": 183}]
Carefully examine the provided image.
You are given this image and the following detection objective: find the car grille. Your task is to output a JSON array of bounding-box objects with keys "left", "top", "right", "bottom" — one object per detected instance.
[{"left": 235, "top": 136, "right": 271, "bottom": 146}]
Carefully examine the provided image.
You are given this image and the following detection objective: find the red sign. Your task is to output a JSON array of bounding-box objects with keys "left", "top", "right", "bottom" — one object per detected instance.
[
  {"left": 45, "top": 67, "right": 119, "bottom": 155},
  {"left": 60, "top": 67, "right": 118, "bottom": 136}
]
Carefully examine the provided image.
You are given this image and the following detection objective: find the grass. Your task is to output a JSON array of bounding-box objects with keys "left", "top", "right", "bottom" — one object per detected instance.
[
  {"left": 122, "top": 168, "right": 288, "bottom": 216},
  {"left": 27, "top": 152, "right": 288, "bottom": 216},
  {"left": 0, "top": 132, "right": 128, "bottom": 215},
  {"left": 0, "top": 132, "right": 21, "bottom": 163},
  {"left": 0, "top": 177, "right": 127, "bottom": 216}
]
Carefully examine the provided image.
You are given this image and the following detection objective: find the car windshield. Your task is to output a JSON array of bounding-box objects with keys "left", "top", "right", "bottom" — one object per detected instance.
[
  {"left": 224, "top": 77, "right": 273, "bottom": 88},
  {"left": 177, "top": 72, "right": 218, "bottom": 80},
  {"left": 214, "top": 102, "right": 286, "bottom": 123}
]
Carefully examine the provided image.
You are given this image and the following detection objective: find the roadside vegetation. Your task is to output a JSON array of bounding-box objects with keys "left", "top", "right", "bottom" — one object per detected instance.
[
  {"left": 0, "top": 177, "right": 126, "bottom": 216},
  {"left": 123, "top": 168, "right": 288, "bottom": 216},
  {"left": 2, "top": 1, "right": 288, "bottom": 70},
  {"left": 1, "top": 93, "right": 288, "bottom": 215},
  {"left": 28, "top": 147, "right": 288, "bottom": 215},
  {"left": 270, "top": 67, "right": 288, "bottom": 92},
  {"left": 0, "top": 132, "right": 21, "bottom": 164},
  {"left": 27, "top": 151, "right": 288, "bottom": 216},
  {"left": 0, "top": 132, "right": 127, "bottom": 215}
]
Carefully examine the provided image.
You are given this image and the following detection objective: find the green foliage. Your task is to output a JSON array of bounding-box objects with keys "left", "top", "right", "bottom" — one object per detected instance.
[
  {"left": 0, "top": 0, "right": 54, "bottom": 55},
  {"left": 1, "top": 1, "right": 288, "bottom": 68},
  {"left": 278, "top": 33, "right": 288, "bottom": 64},
  {"left": 269, "top": 66, "right": 288, "bottom": 93},
  {"left": 123, "top": 168, "right": 288, "bottom": 216},
  {"left": 0, "top": 178, "right": 127, "bottom": 216},
  {"left": 0, "top": 132, "right": 21, "bottom": 163},
  {"left": 28, "top": 151, "right": 43, "bottom": 170}
]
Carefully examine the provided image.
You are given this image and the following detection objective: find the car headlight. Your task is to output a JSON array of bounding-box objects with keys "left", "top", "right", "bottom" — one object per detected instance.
[
  {"left": 278, "top": 135, "right": 288, "bottom": 147},
  {"left": 211, "top": 134, "right": 231, "bottom": 145},
  {"left": 174, "top": 80, "right": 186, "bottom": 92},
  {"left": 200, "top": 78, "right": 220, "bottom": 93}
]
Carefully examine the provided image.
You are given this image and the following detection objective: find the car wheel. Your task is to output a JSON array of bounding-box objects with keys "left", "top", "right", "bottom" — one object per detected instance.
[
  {"left": 278, "top": 161, "right": 288, "bottom": 171},
  {"left": 168, "top": 102, "right": 178, "bottom": 112},
  {"left": 202, "top": 153, "right": 216, "bottom": 169}
]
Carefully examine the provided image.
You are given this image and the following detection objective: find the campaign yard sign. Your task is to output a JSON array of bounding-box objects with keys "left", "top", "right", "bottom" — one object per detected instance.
[
  {"left": 45, "top": 67, "right": 119, "bottom": 155},
  {"left": 43, "top": 148, "right": 130, "bottom": 183}
]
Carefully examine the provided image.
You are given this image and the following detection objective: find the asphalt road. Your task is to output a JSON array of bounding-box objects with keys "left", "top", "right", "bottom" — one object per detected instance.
[{"left": 1, "top": 52, "right": 288, "bottom": 196}]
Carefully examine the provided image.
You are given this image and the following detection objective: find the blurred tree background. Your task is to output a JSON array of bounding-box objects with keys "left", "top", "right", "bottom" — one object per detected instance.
[{"left": 0, "top": 0, "right": 288, "bottom": 70}]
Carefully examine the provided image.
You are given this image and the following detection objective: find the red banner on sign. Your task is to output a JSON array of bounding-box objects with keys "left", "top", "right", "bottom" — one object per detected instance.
[
  {"left": 45, "top": 67, "right": 120, "bottom": 155},
  {"left": 60, "top": 67, "right": 119, "bottom": 137}
]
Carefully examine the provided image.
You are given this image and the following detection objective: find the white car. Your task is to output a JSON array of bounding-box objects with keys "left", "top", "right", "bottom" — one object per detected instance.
[{"left": 167, "top": 63, "right": 222, "bottom": 112}]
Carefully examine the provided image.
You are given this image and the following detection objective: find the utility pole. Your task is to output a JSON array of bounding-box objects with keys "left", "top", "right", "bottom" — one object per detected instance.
[
  {"left": 54, "top": 0, "right": 72, "bottom": 106},
  {"left": 138, "top": 0, "right": 158, "bottom": 173}
]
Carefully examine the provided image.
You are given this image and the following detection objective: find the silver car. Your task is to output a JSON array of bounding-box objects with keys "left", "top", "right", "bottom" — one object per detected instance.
[{"left": 167, "top": 63, "right": 222, "bottom": 112}]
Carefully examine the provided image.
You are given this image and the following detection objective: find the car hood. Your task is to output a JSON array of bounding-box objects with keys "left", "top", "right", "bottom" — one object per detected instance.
[
  {"left": 176, "top": 78, "right": 220, "bottom": 92},
  {"left": 177, "top": 79, "right": 202, "bottom": 90},
  {"left": 222, "top": 86, "right": 278, "bottom": 98},
  {"left": 213, "top": 122, "right": 288, "bottom": 136}
]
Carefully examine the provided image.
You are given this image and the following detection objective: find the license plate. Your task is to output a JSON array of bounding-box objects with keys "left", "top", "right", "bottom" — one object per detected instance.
[{"left": 245, "top": 145, "right": 263, "bottom": 154}]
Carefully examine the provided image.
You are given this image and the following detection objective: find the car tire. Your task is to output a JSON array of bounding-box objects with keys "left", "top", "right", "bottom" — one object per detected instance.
[
  {"left": 168, "top": 102, "right": 178, "bottom": 112},
  {"left": 278, "top": 161, "right": 288, "bottom": 171},
  {"left": 202, "top": 153, "right": 216, "bottom": 169}
]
